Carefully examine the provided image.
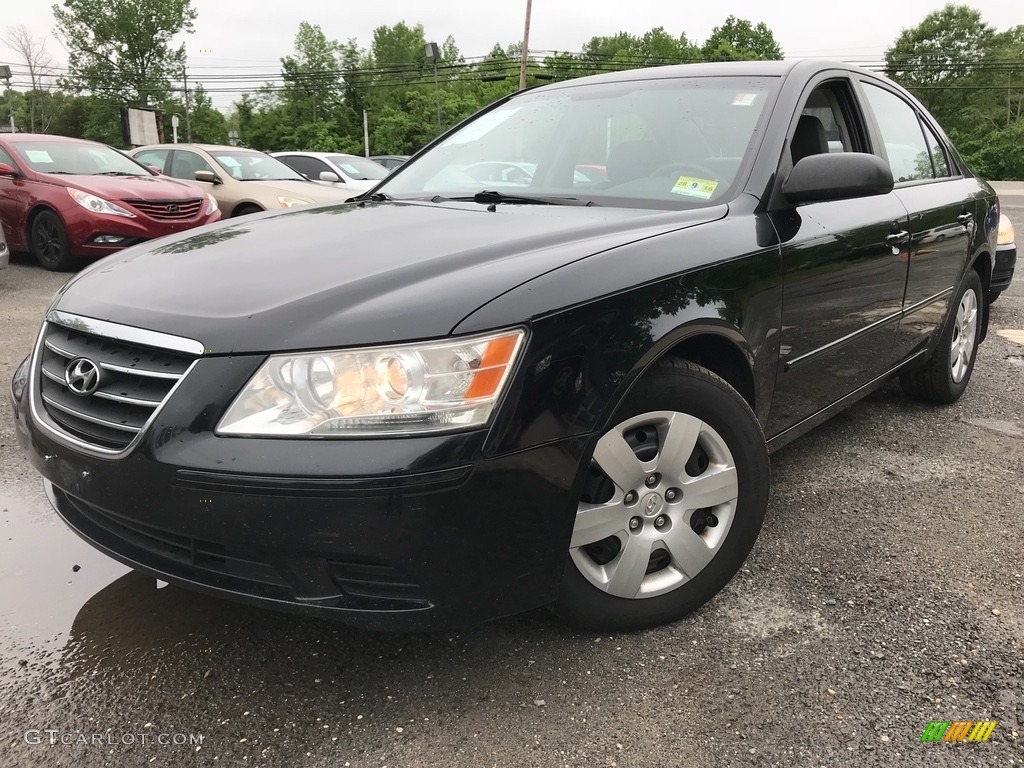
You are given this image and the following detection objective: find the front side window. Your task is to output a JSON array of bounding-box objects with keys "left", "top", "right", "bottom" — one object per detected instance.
[
  {"left": 278, "top": 155, "right": 331, "bottom": 180},
  {"left": 169, "top": 150, "right": 215, "bottom": 181},
  {"left": 326, "top": 156, "right": 389, "bottom": 181},
  {"left": 862, "top": 83, "right": 933, "bottom": 183},
  {"left": 377, "top": 76, "right": 778, "bottom": 209}
]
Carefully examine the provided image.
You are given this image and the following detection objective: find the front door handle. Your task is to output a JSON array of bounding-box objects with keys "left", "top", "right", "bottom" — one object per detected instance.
[
  {"left": 957, "top": 213, "right": 973, "bottom": 226},
  {"left": 885, "top": 230, "right": 909, "bottom": 248}
]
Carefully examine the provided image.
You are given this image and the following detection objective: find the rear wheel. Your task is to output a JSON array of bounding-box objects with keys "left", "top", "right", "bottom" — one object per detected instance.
[
  {"left": 31, "top": 210, "right": 75, "bottom": 271},
  {"left": 900, "top": 270, "right": 983, "bottom": 404},
  {"left": 552, "top": 359, "right": 769, "bottom": 632}
]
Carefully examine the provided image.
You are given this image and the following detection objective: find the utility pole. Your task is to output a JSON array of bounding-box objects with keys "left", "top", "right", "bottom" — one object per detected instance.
[
  {"left": 182, "top": 65, "right": 192, "bottom": 142},
  {"left": 0, "top": 65, "right": 14, "bottom": 132},
  {"left": 518, "top": 0, "right": 533, "bottom": 91},
  {"left": 363, "top": 109, "right": 369, "bottom": 157}
]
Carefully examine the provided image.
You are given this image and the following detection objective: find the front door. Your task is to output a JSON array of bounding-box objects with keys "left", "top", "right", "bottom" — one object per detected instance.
[{"left": 766, "top": 78, "right": 910, "bottom": 437}]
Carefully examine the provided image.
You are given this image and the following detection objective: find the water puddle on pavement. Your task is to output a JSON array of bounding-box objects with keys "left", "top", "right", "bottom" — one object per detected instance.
[{"left": 0, "top": 476, "right": 130, "bottom": 676}]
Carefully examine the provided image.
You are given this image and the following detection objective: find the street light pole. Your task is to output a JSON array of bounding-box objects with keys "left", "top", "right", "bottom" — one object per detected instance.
[
  {"left": 518, "top": 0, "right": 533, "bottom": 91},
  {"left": 425, "top": 42, "right": 442, "bottom": 131}
]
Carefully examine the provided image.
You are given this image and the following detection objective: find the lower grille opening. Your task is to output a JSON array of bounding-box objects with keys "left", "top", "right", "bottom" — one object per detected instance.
[{"left": 328, "top": 560, "right": 429, "bottom": 607}]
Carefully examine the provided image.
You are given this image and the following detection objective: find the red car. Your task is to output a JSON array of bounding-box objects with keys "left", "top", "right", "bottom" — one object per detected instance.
[{"left": 0, "top": 134, "right": 221, "bottom": 270}]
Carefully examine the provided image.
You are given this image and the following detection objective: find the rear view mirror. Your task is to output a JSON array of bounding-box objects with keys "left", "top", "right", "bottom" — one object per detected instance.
[
  {"left": 194, "top": 170, "right": 221, "bottom": 185},
  {"left": 783, "top": 153, "right": 894, "bottom": 205},
  {"left": 319, "top": 171, "right": 341, "bottom": 183}
]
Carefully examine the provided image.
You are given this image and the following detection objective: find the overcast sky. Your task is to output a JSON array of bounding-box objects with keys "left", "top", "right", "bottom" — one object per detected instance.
[{"left": 2, "top": 0, "right": 1020, "bottom": 109}]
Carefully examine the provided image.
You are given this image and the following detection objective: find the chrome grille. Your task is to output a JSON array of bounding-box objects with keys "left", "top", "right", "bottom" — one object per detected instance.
[
  {"left": 37, "top": 321, "right": 197, "bottom": 451},
  {"left": 123, "top": 198, "right": 204, "bottom": 220}
]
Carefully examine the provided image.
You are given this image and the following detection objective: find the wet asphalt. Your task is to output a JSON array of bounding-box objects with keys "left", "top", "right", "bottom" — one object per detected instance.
[{"left": 1, "top": 201, "right": 1022, "bottom": 768}]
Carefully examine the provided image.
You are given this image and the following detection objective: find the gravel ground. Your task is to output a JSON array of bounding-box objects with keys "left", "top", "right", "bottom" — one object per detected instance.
[{"left": 1, "top": 201, "right": 1022, "bottom": 768}]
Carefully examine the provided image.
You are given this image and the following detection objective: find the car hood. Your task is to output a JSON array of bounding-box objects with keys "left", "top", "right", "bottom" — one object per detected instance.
[
  {"left": 246, "top": 179, "right": 353, "bottom": 203},
  {"left": 53, "top": 200, "right": 726, "bottom": 353},
  {"left": 40, "top": 173, "right": 204, "bottom": 200}
]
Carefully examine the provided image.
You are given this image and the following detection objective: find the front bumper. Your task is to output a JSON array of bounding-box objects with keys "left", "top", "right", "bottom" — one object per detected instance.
[
  {"left": 62, "top": 206, "right": 221, "bottom": 258},
  {"left": 992, "top": 241, "right": 1016, "bottom": 292},
  {"left": 13, "top": 349, "right": 584, "bottom": 630}
]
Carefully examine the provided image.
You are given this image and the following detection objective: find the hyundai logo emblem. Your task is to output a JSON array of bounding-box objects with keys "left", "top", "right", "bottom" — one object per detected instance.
[
  {"left": 167, "top": 203, "right": 180, "bottom": 214},
  {"left": 65, "top": 357, "right": 101, "bottom": 396}
]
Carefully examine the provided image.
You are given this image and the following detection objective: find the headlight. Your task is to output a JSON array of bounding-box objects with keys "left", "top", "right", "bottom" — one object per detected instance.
[
  {"left": 997, "top": 213, "right": 1015, "bottom": 247},
  {"left": 11, "top": 354, "right": 30, "bottom": 404},
  {"left": 217, "top": 329, "right": 525, "bottom": 437},
  {"left": 205, "top": 194, "right": 219, "bottom": 215},
  {"left": 276, "top": 196, "right": 312, "bottom": 208},
  {"left": 67, "top": 188, "right": 135, "bottom": 217}
]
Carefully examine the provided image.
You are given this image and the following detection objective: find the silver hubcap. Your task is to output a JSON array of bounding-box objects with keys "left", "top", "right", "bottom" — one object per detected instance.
[
  {"left": 949, "top": 288, "right": 978, "bottom": 384},
  {"left": 570, "top": 410, "right": 739, "bottom": 599}
]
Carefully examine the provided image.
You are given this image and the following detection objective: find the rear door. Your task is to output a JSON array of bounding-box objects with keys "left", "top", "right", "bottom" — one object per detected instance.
[{"left": 859, "top": 80, "right": 974, "bottom": 361}]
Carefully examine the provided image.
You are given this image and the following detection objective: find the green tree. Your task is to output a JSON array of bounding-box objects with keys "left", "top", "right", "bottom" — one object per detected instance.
[
  {"left": 885, "top": 4, "right": 995, "bottom": 123},
  {"left": 702, "top": 16, "right": 783, "bottom": 61},
  {"left": 281, "top": 22, "right": 344, "bottom": 126},
  {"left": 52, "top": 0, "right": 196, "bottom": 106},
  {"left": 186, "top": 84, "right": 227, "bottom": 143}
]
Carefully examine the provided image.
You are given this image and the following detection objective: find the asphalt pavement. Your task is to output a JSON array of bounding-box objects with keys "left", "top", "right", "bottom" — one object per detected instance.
[{"left": 1, "top": 201, "right": 1022, "bottom": 768}]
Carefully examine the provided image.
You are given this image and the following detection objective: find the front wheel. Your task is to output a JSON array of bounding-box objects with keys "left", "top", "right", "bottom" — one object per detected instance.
[
  {"left": 31, "top": 210, "right": 75, "bottom": 271},
  {"left": 551, "top": 359, "right": 769, "bottom": 632},
  {"left": 900, "top": 270, "right": 983, "bottom": 404}
]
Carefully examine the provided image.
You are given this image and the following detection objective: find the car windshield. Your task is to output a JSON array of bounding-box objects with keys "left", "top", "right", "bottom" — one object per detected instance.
[
  {"left": 209, "top": 150, "right": 306, "bottom": 182},
  {"left": 327, "top": 155, "right": 389, "bottom": 181},
  {"left": 379, "top": 76, "right": 778, "bottom": 208},
  {"left": 13, "top": 141, "right": 150, "bottom": 176}
]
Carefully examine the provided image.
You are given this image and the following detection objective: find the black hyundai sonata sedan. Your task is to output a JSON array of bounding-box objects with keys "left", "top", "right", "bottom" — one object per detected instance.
[{"left": 12, "top": 60, "right": 1000, "bottom": 632}]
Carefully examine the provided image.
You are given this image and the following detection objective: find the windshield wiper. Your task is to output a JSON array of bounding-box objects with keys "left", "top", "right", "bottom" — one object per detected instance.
[
  {"left": 451, "top": 190, "right": 596, "bottom": 207},
  {"left": 351, "top": 191, "right": 391, "bottom": 202},
  {"left": 95, "top": 171, "right": 144, "bottom": 177}
]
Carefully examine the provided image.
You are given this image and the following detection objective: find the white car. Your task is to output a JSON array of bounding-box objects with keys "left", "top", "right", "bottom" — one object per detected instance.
[{"left": 271, "top": 152, "right": 389, "bottom": 195}]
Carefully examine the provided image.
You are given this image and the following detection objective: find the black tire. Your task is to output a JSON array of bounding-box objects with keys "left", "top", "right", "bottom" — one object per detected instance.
[
  {"left": 551, "top": 359, "right": 770, "bottom": 632},
  {"left": 31, "top": 210, "right": 75, "bottom": 271},
  {"left": 900, "top": 269, "right": 983, "bottom": 404},
  {"left": 233, "top": 204, "right": 263, "bottom": 217}
]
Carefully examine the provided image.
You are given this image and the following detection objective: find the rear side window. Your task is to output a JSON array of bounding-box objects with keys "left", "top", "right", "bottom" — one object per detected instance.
[
  {"left": 921, "top": 121, "right": 952, "bottom": 178},
  {"left": 862, "top": 83, "right": 933, "bottom": 183},
  {"left": 279, "top": 155, "right": 331, "bottom": 180},
  {"left": 134, "top": 149, "right": 169, "bottom": 173}
]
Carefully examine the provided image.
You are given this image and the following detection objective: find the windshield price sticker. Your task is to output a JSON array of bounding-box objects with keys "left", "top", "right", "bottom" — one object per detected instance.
[{"left": 672, "top": 176, "right": 718, "bottom": 199}]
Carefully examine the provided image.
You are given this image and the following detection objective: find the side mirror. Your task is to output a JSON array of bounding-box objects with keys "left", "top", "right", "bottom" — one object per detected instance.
[
  {"left": 0, "top": 162, "right": 20, "bottom": 178},
  {"left": 194, "top": 170, "right": 222, "bottom": 185},
  {"left": 146, "top": 165, "right": 162, "bottom": 175},
  {"left": 319, "top": 171, "right": 341, "bottom": 183},
  {"left": 783, "top": 152, "right": 894, "bottom": 205}
]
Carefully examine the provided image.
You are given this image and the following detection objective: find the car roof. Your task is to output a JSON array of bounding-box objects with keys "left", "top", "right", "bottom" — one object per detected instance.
[
  {"left": 272, "top": 151, "right": 360, "bottom": 159},
  {"left": 131, "top": 144, "right": 259, "bottom": 152},
  {"left": 1, "top": 133, "right": 105, "bottom": 145},
  {"left": 537, "top": 59, "right": 880, "bottom": 90}
]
